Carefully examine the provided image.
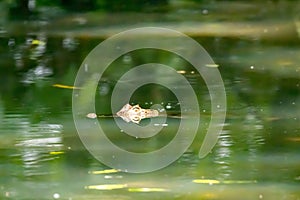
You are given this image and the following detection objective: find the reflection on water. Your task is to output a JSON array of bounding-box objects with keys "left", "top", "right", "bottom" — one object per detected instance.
[
  {"left": 214, "top": 129, "right": 233, "bottom": 180},
  {"left": 1, "top": 106, "right": 299, "bottom": 199},
  {"left": 0, "top": 0, "right": 300, "bottom": 199},
  {"left": 213, "top": 109, "right": 266, "bottom": 181},
  {"left": 2, "top": 112, "right": 63, "bottom": 181}
]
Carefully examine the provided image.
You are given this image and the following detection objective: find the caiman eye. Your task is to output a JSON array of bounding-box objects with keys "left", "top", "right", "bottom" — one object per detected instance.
[
  {"left": 132, "top": 106, "right": 140, "bottom": 112},
  {"left": 132, "top": 116, "right": 140, "bottom": 123}
]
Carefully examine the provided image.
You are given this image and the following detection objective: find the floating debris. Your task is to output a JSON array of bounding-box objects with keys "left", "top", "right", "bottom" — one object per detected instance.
[
  {"left": 177, "top": 70, "right": 186, "bottom": 74},
  {"left": 86, "top": 113, "right": 97, "bottom": 119},
  {"left": 85, "top": 184, "right": 127, "bottom": 190},
  {"left": 89, "top": 169, "right": 120, "bottom": 174},
  {"left": 193, "top": 179, "right": 220, "bottom": 184},
  {"left": 205, "top": 64, "right": 219, "bottom": 68},
  {"left": 31, "top": 39, "right": 45, "bottom": 46},
  {"left": 49, "top": 151, "right": 64, "bottom": 155},
  {"left": 52, "top": 84, "right": 80, "bottom": 89},
  {"left": 128, "top": 187, "right": 169, "bottom": 192},
  {"left": 193, "top": 179, "right": 257, "bottom": 185}
]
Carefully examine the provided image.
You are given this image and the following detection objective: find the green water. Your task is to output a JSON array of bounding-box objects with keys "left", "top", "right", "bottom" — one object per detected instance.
[{"left": 0, "top": 0, "right": 300, "bottom": 199}]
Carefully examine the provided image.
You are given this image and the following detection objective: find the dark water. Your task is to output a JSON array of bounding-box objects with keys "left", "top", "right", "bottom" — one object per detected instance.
[{"left": 0, "top": 1, "right": 300, "bottom": 199}]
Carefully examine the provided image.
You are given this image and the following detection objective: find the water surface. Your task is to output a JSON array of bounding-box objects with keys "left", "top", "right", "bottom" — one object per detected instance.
[{"left": 0, "top": 0, "right": 300, "bottom": 199}]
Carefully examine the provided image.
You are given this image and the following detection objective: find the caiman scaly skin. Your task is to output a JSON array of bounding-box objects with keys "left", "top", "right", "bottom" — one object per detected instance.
[{"left": 116, "top": 104, "right": 159, "bottom": 124}]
